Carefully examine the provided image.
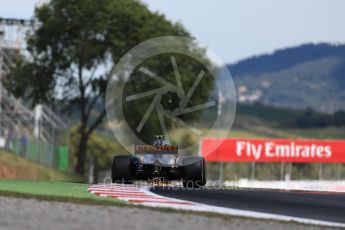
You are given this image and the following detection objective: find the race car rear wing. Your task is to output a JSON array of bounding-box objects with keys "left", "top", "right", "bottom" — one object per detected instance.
[{"left": 135, "top": 145, "right": 178, "bottom": 154}]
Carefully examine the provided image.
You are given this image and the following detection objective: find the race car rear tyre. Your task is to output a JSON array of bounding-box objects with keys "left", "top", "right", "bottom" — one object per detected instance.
[
  {"left": 111, "top": 155, "right": 133, "bottom": 184},
  {"left": 182, "top": 157, "right": 206, "bottom": 188}
]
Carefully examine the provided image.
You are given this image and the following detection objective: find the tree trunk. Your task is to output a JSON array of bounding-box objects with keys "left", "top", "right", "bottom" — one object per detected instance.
[
  {"left": 93, "top": 157, "right": 99, "bottom": 184},
  {"left": 75, "top": 63, "right": 88, "bottom": 176},
  {"left": 75, "top": 125, "right": 88, "bottom": 176}
]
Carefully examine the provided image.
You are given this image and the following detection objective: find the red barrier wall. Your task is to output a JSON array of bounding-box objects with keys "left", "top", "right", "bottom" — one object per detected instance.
[{"left": 201, "top": 138, "right": 345, "bottom": 163}]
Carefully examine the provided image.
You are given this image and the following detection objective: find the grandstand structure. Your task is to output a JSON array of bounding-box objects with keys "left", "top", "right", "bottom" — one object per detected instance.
[{"left": 0, "top": 17, "right": 66, "bottom": 167}]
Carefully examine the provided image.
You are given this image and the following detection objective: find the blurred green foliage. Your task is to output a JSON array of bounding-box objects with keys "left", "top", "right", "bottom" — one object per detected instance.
[
  {"left": 67, "top": 126, "right": 127, "bottom": 171},
  {"left": 123, "top": 52, "right": 215, "bottom": 143}
]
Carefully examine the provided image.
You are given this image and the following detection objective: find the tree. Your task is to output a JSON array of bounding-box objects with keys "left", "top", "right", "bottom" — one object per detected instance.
[
  {"left": 121, "top": 52, "right": 215, "bottom": 144},
  {"left": 5, "top": 0, "right": 214, "bottom": 176},
  {"left": 68, "top": 125, "right": 127, "bottom": 182}
]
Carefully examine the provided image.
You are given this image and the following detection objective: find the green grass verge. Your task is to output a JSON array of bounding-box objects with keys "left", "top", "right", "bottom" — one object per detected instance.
[
  {"left": 0, "top": 180, "right": 124, "bottom": 205},
  {"left": 281, "top": 127, "right": 345, "bottom": 139},
  {"left": 231, "top": 127, "right": 345, "bottom": 139},
  {"left": 228, "top": 129, "right": 269, "bottom": 138}
]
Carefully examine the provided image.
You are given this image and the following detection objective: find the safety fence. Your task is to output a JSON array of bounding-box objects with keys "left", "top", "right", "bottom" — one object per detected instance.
[{"left": 6, "top": 137, "right": 69, "bottom": 172}]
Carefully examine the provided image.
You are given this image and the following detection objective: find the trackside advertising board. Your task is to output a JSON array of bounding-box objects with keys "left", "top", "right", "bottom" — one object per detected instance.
[{"left": 201, "top": 138, "right": 345, "bottom": 163}]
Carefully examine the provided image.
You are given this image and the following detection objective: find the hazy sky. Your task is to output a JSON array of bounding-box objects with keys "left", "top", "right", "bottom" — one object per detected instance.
[{"left": 1, "top": 0, "right": 344, "bottom": 63}]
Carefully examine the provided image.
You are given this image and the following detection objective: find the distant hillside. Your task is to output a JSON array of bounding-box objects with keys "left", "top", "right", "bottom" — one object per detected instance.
[{"left": 227, "top": 43, "right": 345, "bottom": 112}]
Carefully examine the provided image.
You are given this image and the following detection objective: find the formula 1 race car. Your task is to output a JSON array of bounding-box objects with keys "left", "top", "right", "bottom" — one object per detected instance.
[{"left": 111, "top": 136, "right": 206, "bottom": 188}]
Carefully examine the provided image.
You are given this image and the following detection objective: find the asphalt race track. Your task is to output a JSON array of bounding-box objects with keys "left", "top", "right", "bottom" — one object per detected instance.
[{"left": 151, "top": 187, "right": 345, "bottom": 224}]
